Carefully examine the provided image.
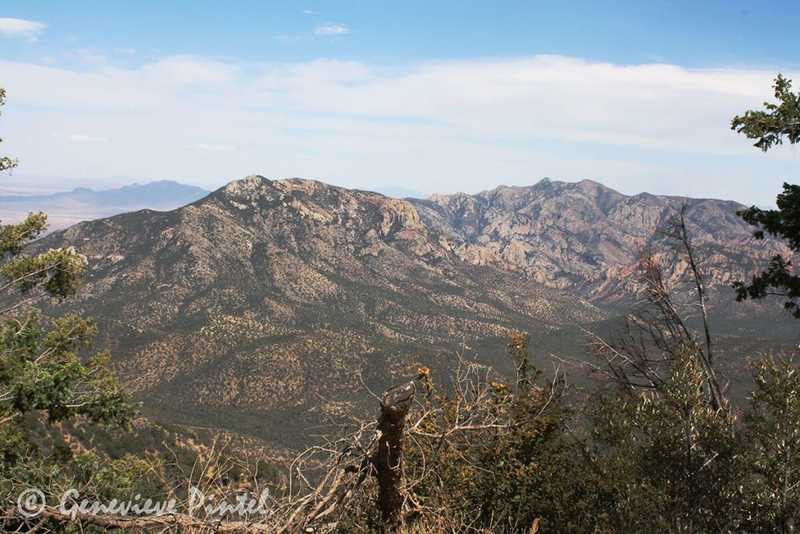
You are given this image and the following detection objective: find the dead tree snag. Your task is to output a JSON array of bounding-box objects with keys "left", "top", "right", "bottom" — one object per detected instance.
[{"left": 373, "top": 381, "right": 415, "bottom": 530}]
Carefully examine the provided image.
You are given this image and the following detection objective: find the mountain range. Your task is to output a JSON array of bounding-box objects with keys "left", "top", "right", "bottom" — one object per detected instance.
[
  {"left": 413, "top": 178, "right": 779, "bottom": 304},
  {"left": 38, "top": 176, "right": 796, "bottom": 447},
  {"left": 0, "top": 180, "right": 208, "bottom": 231}
]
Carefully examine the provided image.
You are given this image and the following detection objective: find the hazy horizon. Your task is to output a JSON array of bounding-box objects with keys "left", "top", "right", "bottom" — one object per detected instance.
[{"left": 0, "top": 172, "right": 789, "bottom": 208}]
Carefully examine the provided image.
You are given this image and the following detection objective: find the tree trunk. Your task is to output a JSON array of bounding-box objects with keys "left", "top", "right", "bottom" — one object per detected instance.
[{"left": 373, "top": 381, "right": 415, "bottom": 531}]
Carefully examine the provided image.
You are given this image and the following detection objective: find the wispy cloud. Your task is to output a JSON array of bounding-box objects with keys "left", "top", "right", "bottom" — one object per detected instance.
[
  {"left": 67, "top": 134, "right": 108, "bottom": 143},
  {"left": 2, "top": 54, "right": 797, "bottom": 205},
  {"left": 0, "top": 17, "right": 46, "bottom": 42},
  {"left": 140, "top": 55, "right": 237, "bottom": 86},
  {"left": 303, "top": 9, "right": 316, "bottom": 15},
  {"left": 314, "top": 23, "right": 349, "bottom": 36},
  {"left": 188, "top": 143, "right": 236, "bottom": 152}
]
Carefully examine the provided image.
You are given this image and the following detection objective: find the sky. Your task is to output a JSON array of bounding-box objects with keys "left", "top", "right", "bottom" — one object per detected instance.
[{"left": 0, "top": 1, "right": 799, "bottom": 205}]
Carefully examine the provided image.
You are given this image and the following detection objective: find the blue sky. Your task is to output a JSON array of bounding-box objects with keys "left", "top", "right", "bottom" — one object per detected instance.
[
  {"left": 4, "top": 1, "right": 799, "bottom": 67},
  {"left": 0, "top": 1, "right": 799, "bottom": 205}
]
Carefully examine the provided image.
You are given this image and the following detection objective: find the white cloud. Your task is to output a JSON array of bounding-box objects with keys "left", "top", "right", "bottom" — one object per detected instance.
[
  {"left": 303, "top": 9, "right": 316, "bottom": 15},
  {"left": 314, "top": 23, "right": 349, "bottom": 36},
  {"left": 0, "top": 17, "right": 46, "bottom": 42},
  {"left": 1, "top": 54, "right": 797, "bottom": 206},
  {"left": 188, "top": 143, "right": 236, "bottom": 152},
  {"left": 67, "top": 134, "right": 108, "bottom": 143},
  {"left": 140, "top": 55, "right": 237, "bottom": 86}
]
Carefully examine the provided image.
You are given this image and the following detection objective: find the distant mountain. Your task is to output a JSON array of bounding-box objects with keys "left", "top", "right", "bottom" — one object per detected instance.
[
  {"left": 410, "top": 179, "right": 784, "bottom": 306},
  {"left": 0, "top": 180, "right": 208, "bottom": 231},
  {"left": 38, "top": 176, "right": 795, "bottom": 447},
  {"left": 371, "top": 185, "right": 425, "bottom": 199}
]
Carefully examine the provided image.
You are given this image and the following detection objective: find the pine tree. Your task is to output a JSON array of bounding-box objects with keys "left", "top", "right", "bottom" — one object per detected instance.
[
  {"left": 0, "top": 88, "right": 135, "bottom": 513},
  {"left": 732, "top": 75, "right": 800, "bottom": 316},
  {"left": 0, "top": 89, "right": 18, "bottom": 173}
]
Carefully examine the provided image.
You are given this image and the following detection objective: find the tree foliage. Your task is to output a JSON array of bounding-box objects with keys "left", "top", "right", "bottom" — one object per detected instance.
[
  {"left": 0, "top": 87, "right": 136, "bottom": 528},
  {"left": 732, "top": 76, "right": 800, "bottom": 317},
  {"left": 0, "top": 88, "right": 18, "bottom": 173},
  {"left": 732, "top": 74, "right": 800, "bottom": 152}
]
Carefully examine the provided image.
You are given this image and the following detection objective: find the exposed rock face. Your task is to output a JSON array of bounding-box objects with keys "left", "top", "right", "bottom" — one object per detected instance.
[
  {"left": 40, "top": 176, "right": 792, "bottom": 446},
  {"left": 410, "top": 179, "right": 784, "bottom": 302}
]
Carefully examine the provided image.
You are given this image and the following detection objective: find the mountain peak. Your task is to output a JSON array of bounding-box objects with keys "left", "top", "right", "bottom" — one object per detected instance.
[
  {"left": 575, "top": 178, "right": 609, "bottom": 190},
  {"left": 216, "top": 175, "right": 345, "bottom": 199},
  {"left": 208, "top": 175, "right": 430, "bottom": 247},
  {"left": 38, "top": 174, "right": 790, "bottom": 446},
  {"left": 218, "top": 174, "right": 271, "bottom": 197}
]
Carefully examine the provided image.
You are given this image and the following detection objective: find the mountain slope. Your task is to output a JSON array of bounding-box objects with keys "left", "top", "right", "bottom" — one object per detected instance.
[
  {"left": 37, "top": 176, "right": 795, "bottom": 446},
  {"left": 410, "top": 178, "right": 784, "bottom": 304},
  {"left": 43, "top": 176, "right": 604, "bottom": 445}
]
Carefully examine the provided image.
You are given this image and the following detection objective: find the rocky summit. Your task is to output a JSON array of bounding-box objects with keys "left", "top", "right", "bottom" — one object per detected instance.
[
  {"left": 40, "top": 176, "right": 791, "bottom": 446},
  {"left": 411, "top": 179, "right": 783, "bottom": 302}
]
